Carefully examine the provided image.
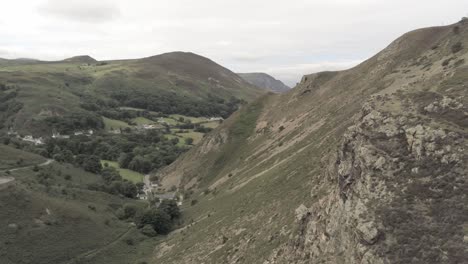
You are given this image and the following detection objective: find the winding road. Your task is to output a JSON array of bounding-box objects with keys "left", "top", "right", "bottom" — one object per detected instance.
[{"left": 0, "top": 159, "right": 54, "bottom": 186}]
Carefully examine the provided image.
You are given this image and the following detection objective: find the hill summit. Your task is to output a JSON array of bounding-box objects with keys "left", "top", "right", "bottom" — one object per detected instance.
[{"left": 63, "top": 55, "right": 98, "bottom": 63}]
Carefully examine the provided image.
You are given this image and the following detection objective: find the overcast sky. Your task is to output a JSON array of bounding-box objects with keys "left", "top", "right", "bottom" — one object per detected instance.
[{"left": 1, "top": 1, "right": 467, "bottom": 86}]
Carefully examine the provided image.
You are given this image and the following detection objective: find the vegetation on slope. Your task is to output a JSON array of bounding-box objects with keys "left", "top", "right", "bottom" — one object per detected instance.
[
  {"left": 0, "top": 52, "right": 263, "bottom": 136},
  {"left": 0, "top": 143, "right": 182, "bottom": 264}
]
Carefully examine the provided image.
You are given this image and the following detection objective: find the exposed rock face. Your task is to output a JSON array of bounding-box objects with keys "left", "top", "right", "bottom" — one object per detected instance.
[{"left": 267, "top": 87, "right": 467, "bottom": 264}]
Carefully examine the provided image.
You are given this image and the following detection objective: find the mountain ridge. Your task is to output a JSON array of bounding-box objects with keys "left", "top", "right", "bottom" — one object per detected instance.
[{"left": 153, "top": 21, "right": 468, "bottom": 263}]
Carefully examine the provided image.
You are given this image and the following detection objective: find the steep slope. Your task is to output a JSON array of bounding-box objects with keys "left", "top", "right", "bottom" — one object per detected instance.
[
  {"left": 238, "top": 72, "right": 290, "bottom": 92},
  {"left": 0, "top": 52, "right": 264, "bottom": 135},
  {"left": 154, "top": 21, "right": 468, "bottom": 263}
]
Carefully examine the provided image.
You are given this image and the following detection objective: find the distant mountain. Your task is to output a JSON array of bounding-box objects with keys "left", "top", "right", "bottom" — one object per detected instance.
[
  {"left": 63, "top": 55, "right": 97, "bottom": 63},
  {"left": 0, "top": 57, "right": 41, "bottom": 66},
  {"left": 237, "top": 72, "right": 290, "bottom": 93}
]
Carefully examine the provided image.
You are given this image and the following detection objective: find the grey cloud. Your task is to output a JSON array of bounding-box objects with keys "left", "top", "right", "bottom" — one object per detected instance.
[{"left": 37, "top": 0, "right": 121, "bottom": 23}]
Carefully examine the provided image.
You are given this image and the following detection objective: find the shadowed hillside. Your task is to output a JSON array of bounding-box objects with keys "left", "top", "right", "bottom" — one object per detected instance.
[
  {"left": 154, "top": 20, "right": 468, "bottom": 264},
  {"left": 238, "top": 72, "right": 290, "bottom": 93}
]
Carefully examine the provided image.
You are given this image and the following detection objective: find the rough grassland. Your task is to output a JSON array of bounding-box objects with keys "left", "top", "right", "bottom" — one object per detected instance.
[{"left": 0, "top": 144, "right": 46, "bottom": 170}]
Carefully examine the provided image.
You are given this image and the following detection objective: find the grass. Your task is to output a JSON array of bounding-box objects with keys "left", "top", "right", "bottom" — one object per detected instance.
[
  {"left": 0, "top": 144, "right": 46, "bottom": 170},
  {"left": 103, "top": 117, "right": 130, "bottom": 131},
  {"left": 101, "top": 160, "right": 144, "bottom": 183},
  {"left": 200, "top": 121, "right": 220, "bottom": 129},
  {"left": 131, "top": 116, "right": 156, "bottom": 125},
  {"left": 175, "top": 130, "right": 205, "bottom": 145},
  {"left": 161, "top": 117, "right": 179, "bottom": 126},
  {"left": 169, "top": 114, "right": 208, "bottom": 124}
]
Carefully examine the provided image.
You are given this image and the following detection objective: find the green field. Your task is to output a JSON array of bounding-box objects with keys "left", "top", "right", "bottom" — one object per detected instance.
[
  {"left": 169, "top": 114, "right": 208, "bottom": 124},
  {"left": 176, "top": 130, "right": 205, "bottom": 144},
  {"left": 103, "top": 117, "right": 130, "bottom": 131},
  {"left": 101, "top": 160, "right": 144, "bottom": 183},
  {"left": 131, "top": 116, "right": 156, "bottom": 125},
  {"left": 200, "top": 121, "right": 220, "bottom": 129}
]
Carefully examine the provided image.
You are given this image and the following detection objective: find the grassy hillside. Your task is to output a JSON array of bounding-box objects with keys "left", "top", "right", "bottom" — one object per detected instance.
[
  {"left": 153, "top": 21, "right": 468, "bottom": 263},
  {"left": 0, "top": 144, "right": 46, "bottom": 170},
  {"left": 0, "top": 52, "right": 264, "bottom": 136},
  {"left": 0, "top": 145, "right": 157, "bottom": 264}
]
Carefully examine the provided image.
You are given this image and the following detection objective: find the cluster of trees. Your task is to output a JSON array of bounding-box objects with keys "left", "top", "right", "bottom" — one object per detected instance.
[
  {"left": 118, "top": 200, "right": 180, "bottom": 236},
  {"left": 43, "top": 129, "right": 188, "bottom": 174},
  {"left": 109, "top": 90, "right": 244, "bottom": 118},
  {"left": 0, "top": 89, "right": 23, "bottom": 130},
  {"left": 44, "top": 112, "right": 104, "bottom": 134},
  {"left": 87, "top": 166, "right": 141, "bottom": 198}
]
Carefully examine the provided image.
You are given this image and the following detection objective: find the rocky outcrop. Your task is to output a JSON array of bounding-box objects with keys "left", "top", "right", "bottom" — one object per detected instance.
[{"left": 267, "top": 86, "right": 467, "bottom": 263}]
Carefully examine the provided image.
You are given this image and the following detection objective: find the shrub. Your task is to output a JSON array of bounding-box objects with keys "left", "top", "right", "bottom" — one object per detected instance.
[
  {"left": 140, "top": 224, "right": 157, "bottom": 237},
  {"left": 451, "top": 42, "right": 463, "bottom": 53},
  {"left": 124, "top": 238, "right": 134, "bottom": 245},
  {"left": 118, "top": 203, "right": 138, "bottom": 220},
  {"left": 159, "top": 200, "right": 181, "bottom": 220},
  {"left": 454, "top": 59, "right": 465, "bottom": 67},
  {"left": 185, "top": 137, "right": 194, "bottom": 145},
  {"left": 442, "top": 58, "right": 453, "bottom": 66}
]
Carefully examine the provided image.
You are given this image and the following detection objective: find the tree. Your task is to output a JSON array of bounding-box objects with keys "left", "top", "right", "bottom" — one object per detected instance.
[
  {"left": 61, "top": 149, "right": 74, "bottom": 163},
  {"left": 128, "top": 155, "right": 151, "bottom": 173},
  {"left": 83, "top": 155, "right": 102, "bottom": 173},
  {"left": 118, "top": 153, "right": 133, "bottom": 168},
  {"left": 140, "top": 224, "right": 157, "bottom": 237},
  {"left": 118, "top": 203, "right": 139, "bottom": 219},
  {"left": 136, "top": 182, "right": 145, "bottom": 193},
  {"left": 138, "top": 209, "right": 172, "bottom": 234},
  {"left": 101, "top": 167, "right": 122, "bottom": 183},
  {"left": 185, "top": 137, "right": 194, "bottom": 145},
  {"left": 159, "top": 200, "right": 180, "bottom": 220},
  {"left": 120, "top": 181, "right": 138, "bottom": 198}
]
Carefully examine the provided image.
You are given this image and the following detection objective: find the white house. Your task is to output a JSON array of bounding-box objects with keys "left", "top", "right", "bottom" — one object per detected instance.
[
  {"left": 52, "top": 133, "right": 70, "bottom": 139},
  {"left": 21, "top": 135, "right": 44, "bottom": 145}
]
